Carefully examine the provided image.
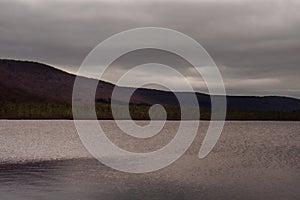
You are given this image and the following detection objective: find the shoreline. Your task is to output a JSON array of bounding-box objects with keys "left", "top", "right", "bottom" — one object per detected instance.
[{"left": 0, "top": 119, "right": 300, "bottom": 121}]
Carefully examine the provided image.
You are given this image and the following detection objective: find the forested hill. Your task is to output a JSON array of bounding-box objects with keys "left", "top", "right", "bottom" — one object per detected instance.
[{"left": 0, "top": 59, "right": 299, "bottom": 120}]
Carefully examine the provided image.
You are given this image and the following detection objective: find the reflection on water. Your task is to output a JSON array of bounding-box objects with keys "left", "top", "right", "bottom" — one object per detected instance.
[
  {"left": 0, "top": 159, "right": 203, "bottom": 200},
  {"left": 0, "top": 158, "right": 299, "bottom": 199},
  {"left": 0, "top": 121, "right": 299, "bottom": 199}
]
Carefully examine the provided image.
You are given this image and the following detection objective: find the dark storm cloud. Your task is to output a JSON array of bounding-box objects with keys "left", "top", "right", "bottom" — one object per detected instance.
[{"left": 0, "top": 0, "right": 299, "bottom": 97}]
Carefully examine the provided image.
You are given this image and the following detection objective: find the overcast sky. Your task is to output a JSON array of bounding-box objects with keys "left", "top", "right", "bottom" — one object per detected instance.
[{"left": 0, "top": 0, "right": 299, "bottom": 97}]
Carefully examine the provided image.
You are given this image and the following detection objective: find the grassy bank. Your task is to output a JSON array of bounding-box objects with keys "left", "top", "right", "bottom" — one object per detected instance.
[{"left": 0, "top": 101, "right": 299, "bottom": 120}]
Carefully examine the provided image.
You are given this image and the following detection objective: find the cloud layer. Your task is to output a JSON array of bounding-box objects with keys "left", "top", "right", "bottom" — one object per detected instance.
[{"left": 0, "top": 0, "right": 299, "bottom": 97}]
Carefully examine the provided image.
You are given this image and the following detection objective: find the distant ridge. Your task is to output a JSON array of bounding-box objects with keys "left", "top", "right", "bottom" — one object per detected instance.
[{"left": 0, "top": 59, "right": 300, "bottom": 120}]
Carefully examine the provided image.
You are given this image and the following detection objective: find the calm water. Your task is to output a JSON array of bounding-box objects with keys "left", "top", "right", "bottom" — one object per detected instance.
[{"left": 0, "top": 121, "right": 299, "bottom": 200}]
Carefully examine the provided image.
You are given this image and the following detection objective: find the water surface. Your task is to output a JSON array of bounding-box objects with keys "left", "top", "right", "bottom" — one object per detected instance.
[{"left": 0, "top": 121, "right": 299, "bottom": 199}]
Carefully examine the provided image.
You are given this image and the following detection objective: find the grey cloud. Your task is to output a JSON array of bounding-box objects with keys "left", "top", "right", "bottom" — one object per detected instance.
[{"left": 0, "top": 0, "right": 299, "bottom": 97}]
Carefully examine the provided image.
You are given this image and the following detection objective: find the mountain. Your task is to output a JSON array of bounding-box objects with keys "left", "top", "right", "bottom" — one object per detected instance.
[
  {"left": 0, "top": 59, "right": 179, "bottom": 106},
  {"left": 0, "top": 59, "right": 300, "bottom": 120}
]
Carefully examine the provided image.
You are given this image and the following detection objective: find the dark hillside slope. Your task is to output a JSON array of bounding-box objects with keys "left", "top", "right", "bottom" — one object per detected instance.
[{"left": 0, "top": 59, "right": 300, "bottom": 113}]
